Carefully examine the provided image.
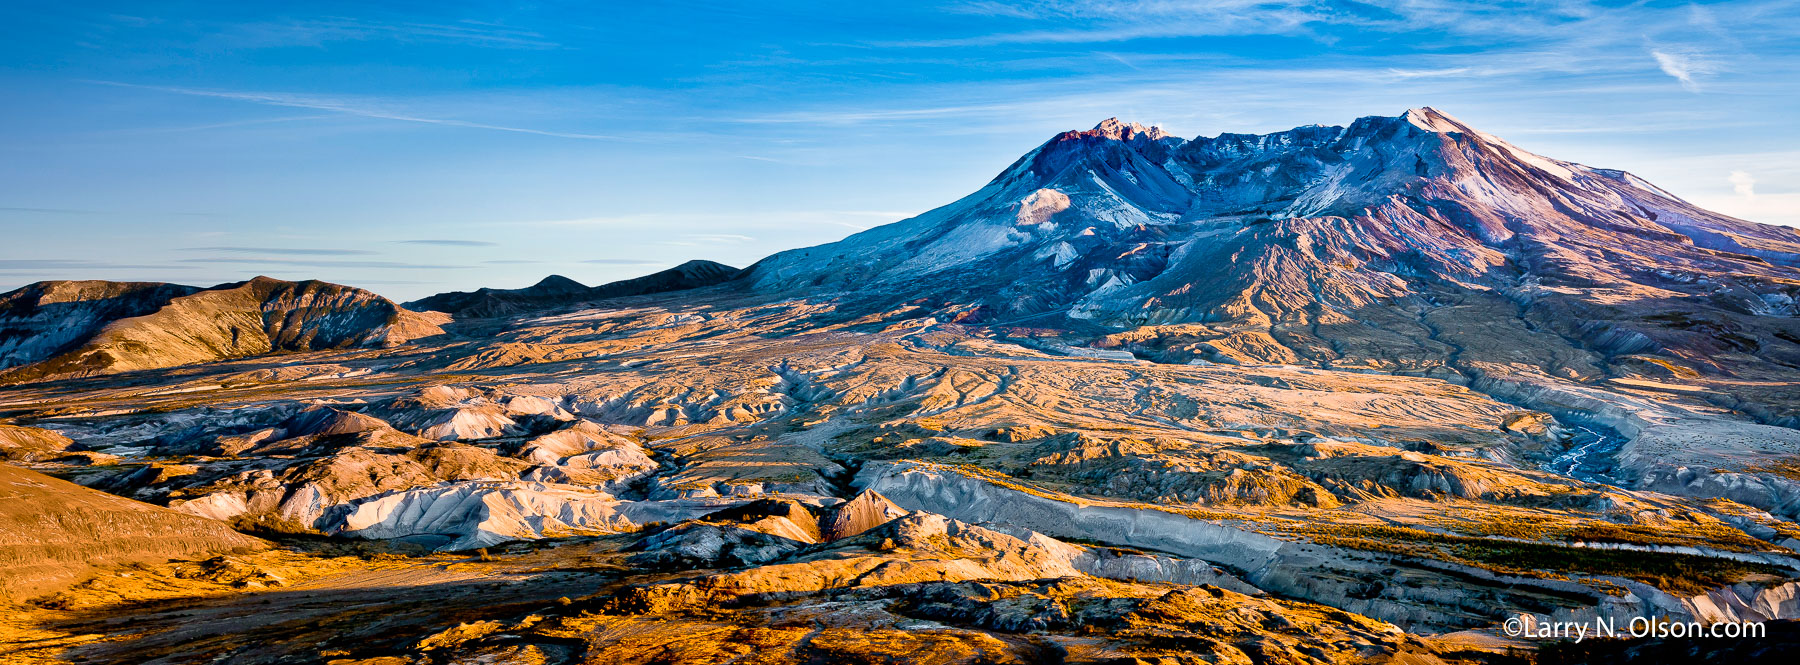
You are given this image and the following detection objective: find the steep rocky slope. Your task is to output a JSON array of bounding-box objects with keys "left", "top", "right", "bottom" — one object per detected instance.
[{"left": 0, "top": 277, "right": 445, "bottom": 383}]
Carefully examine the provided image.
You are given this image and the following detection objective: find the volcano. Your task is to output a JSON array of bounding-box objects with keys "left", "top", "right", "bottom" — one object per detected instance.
[
  {"left": 746, "top": 108, "right": 1800, "bottom": 418},
  {"left": 6, "top": 108, "right": 1800, "bottom": 664}
]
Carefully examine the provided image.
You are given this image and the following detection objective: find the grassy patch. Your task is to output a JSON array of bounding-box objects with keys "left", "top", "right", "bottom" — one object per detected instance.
[
  {"left": 1447, "top": 514, "right": 1767, "bottom": 553},
  {"left": 1295, "top": 524, "right": 1781, "bottom": 597},
  {"left": 1745, "top": 458, "right": 1800, "bottom": 483}
]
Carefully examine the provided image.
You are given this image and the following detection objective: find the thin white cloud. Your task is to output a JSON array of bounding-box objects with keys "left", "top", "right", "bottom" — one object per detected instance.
[
  {"left": 1651, "top": 49, "right": 1710, "bottom": 91},
  {"left": 395, "top": 239, "right": 501, "bottom": 247},
  {"left": 1096, "top": 52, "right": 1141, "bottom": 70},
  {"left": 90, "top": 81, "right": 624, "bottom": 141},
  {"left": 211, "top": 15, "right": 563, "bottom": 50},
  {"left": 97, "top": 114, "right": 334, "bottom": 135},
  {"left": 1385, "top": 67, "right": 1473, "bottom": 80},
  {"left": 732, "top": 101, "right": 1027, "bottom": 125},
  {"left": 1730, "top": 170, "right": 1757, "bottom": 198},
  {"left": 185, "top": 246, "right": 377, "bottom": 256},
  {"left": 686, "top": 233, "right": 757, "bottom": 243},
  {"left": 179, "top": 257, "right": 463, "bottom": 269}
]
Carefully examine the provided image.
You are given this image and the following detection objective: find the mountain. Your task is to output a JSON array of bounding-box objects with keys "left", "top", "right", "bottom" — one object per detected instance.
[
  {"left": 408, "top": 259, "right": 740, "bottom": 318},
  {"left": 0, "top": 280, "right": 202, "bottom": 371},
  {"left": 0, "top": 276, "right": 447, "bottom": 383},
  {"left": 8, "top": 108, "right": 1800, "bottom": 662},
  {"left": 744, "top": 108, "right": 1800, "bottom": 418},
  {"left": 405, "top": 274, "right": 594, "bottom": 319}
]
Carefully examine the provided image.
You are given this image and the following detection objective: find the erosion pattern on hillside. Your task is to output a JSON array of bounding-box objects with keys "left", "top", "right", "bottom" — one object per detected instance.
[{"left": 3, "top": 109, "right": 1800, "bottom": 664}]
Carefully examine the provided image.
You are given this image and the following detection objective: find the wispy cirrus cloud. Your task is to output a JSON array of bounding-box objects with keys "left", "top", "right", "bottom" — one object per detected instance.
[
  {"left": 0, "top": 206, "right": 104, "bottom": 214},
  {"left": 89, "top": 81, "right": 625, "bottom": 141},
  {"left": 395, "top": 239, "right": 500, "bottom": 247},
  {"left": 580, "top": 258, "right": 662, "bottom": 265},
  {"left": 178, "top": 257, "right": 460, "bottom": 269},
  {"left": 685, "top": 233, "right": 756, "bottom": 243},
  {"left": 0, "top": 259, "right": 196, "bottom": 271},
  {"left": 1385, "top": 67, "right": 1473, "bottom": 80},
  {"left": 2, "top": 206, "right": 221, "bottom": 217},
  {"left": 224, "top": 15, "right": 562, "bottom": 50},
  {"left": 880, "top": 0, "right": 1328, "bottom": 47},
  {"left": 1651, "top": 49, "right": 1713, "bottom": 92},
  {"left": 184, "top": 246, "right": 377, "bottom": 256}
]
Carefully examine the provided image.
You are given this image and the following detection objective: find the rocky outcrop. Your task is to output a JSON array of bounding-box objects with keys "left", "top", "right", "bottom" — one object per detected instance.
[
  {"left": 327, "top": 480, "right": 740, "bottom": 551},
  {"left": 0, "top": 423, "right": 75, "bottom": 462},
  {"left": 610, "top": 512, "right": 1084, "bottom": 613},
  {"left": 627, "top": 523, "right": 808, "bottom": 569},
  {"left": 821, "top": 489, "right": 908, "bottom": 540},
  {"left": 516, "top": 421, "right": 658, "bottom": 491},
  {"left": 169, "top": 442, "right": 534, "bottom": 528}
]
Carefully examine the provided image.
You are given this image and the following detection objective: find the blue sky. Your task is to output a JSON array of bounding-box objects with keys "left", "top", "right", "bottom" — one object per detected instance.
[{"left": 2, "top": 1, "right": 1796, "bottom": 301}]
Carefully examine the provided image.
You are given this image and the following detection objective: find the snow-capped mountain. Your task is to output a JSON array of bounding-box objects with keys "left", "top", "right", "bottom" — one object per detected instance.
[
  {"left": 747, "top": 108, "right": 1800, "bottom": 323},
  {"left": 743, "top": 109, "right": 1800, "bottom": 398}
]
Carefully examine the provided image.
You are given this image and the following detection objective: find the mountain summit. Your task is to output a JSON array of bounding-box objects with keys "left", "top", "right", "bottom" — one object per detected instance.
[{"left": 1084, "top": 117, "right": 1170, "bottom": 141}]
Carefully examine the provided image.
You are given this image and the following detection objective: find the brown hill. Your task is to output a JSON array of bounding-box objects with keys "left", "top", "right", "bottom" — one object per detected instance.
[
  {"left": 0, "top": 276, "right": 446, "bottom": 383},
  {"left": 0, "top": 280, "right": 201, "bottom": 370},
  {"left": 0, "top": 463, "right": 264, "bottom": 602}
]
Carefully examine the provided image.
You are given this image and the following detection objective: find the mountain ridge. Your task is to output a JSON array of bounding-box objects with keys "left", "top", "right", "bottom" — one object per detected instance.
[
  {"left": 0, "top": 276, "right": 446, "bottom": 383},
  {"left": 406, "top": 259, "right": 741, "bottom": 319}
]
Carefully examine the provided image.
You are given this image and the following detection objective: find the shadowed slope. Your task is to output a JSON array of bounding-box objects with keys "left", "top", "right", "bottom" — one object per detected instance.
[{"left": 408, "top": 260, "right": 740, "bottom": 318}]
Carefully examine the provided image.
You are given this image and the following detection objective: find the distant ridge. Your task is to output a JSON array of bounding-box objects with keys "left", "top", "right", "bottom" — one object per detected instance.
[{"left": 408, "top": 259, "right": 740, "bottom": 318}]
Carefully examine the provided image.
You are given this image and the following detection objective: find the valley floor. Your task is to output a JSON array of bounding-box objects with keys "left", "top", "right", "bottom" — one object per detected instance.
[{"left": 4, "top": 296, "right": 1800, "bottom": 663}]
